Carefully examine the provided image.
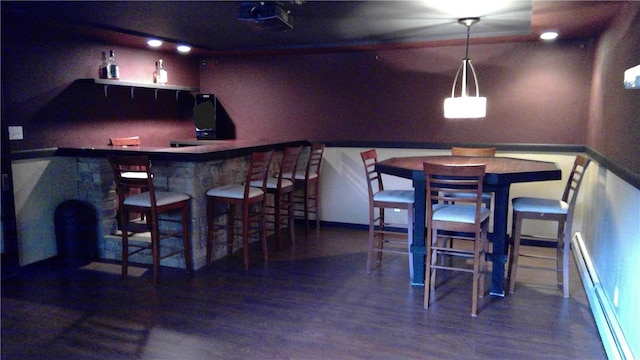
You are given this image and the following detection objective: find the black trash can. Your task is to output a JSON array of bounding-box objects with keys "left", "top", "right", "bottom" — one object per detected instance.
[{"left": 54, "top": 200, "right": 97, "bottom": 266}]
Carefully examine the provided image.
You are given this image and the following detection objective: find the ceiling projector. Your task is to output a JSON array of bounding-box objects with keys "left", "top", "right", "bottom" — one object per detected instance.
[{"left": 237, "top": 2, "right": 293, "bottom": 31}]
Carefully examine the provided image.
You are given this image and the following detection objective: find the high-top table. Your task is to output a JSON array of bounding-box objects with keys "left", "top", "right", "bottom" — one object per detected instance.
[{"left": 375, "top": 156, "right": 561, "bottom": 296}]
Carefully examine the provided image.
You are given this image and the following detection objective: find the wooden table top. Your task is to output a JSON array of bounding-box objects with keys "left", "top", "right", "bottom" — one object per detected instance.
[{"left": 376, "top": 156, "right": 562, "bottom": 185}]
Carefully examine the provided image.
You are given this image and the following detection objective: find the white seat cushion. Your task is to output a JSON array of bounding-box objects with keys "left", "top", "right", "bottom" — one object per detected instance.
[
  {"left": 432, "top": 204, "right": 490, "bottom": 224},
  {"left": 248, "top": 180, "right": 265, "bottom": 188},
  {"left": 294, "top": 171, "right": 318, "bottom": 180},
  {"left": 373, "top": 190, "right": 414, "bottom": 204},
  {"left": 206, "top": 184, "right": 264, "bottom": 199},
  {"left": 512, "top": 197, "right": 568, "bottom": 214},
  {"left": 276, "top": 172, "right": 293, "bottom": 179},
  {"left": 264, "top": 178, "right": 294, "bottom": 189},
  {"left": 123, "top": 191, "right": 189, "bottom": 207}
]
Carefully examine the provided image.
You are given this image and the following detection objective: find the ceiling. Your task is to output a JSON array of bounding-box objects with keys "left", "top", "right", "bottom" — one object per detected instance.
[{"left": 2, "top": 1, "right": 624, "bottom": 56}]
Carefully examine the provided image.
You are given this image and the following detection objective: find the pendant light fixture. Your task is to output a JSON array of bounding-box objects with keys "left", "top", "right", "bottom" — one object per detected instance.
[{"left": 444, "top": 17, "right": 487, "bottom": 119}]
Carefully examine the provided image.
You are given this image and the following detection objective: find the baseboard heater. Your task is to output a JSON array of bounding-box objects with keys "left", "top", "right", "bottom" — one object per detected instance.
[{"left": 572, "top": 233, "right": 634, "bottom": 360}]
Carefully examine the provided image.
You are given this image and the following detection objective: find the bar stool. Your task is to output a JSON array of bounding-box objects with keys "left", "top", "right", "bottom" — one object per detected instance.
[
  {"left": 108, "top": 155, "right": 192, "bottom": 285},
  {"left": 423, "top": 162, "right": 490, "bottom": 317},
  {"left": 449, "top": 147, "right": 495, "bottom": 209},
  {"left": 360, "top": 149, "right": 415, "bottom": 279},
  {"left": 293, "top": 143, "right": 325, "bottom": 234},
  {"left": 443, "top": 147, "right": 495, "bottom": 247},
  {"left": 206, "top": 150, "right": 273, "bottom": 269},
  {"left": 265, "top": 146, "right": 303, "bottom": 248},
  {"left": 508, "top": 155, "right": 591, "bottom": 298}
]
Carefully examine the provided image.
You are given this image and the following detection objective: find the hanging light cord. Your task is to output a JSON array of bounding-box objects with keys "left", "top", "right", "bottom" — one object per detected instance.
[{"left": 464, "top": 23, "right": 471, "bottom": 60}]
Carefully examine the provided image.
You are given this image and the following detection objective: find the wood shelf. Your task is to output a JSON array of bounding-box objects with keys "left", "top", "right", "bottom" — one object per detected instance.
[{"left": 90, "top": 78, "right": 199, "bottom": 99}]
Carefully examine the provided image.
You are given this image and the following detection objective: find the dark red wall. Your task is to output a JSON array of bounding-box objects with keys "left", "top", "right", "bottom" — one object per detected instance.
[
  {"left": 588, "top": 2, "right": 640, "bottom": 175},
  {"left": 200, "top": 41, "right": 592, "bottom": 145},
  {"left": 2, "top": 19, "right": 200, "bottom": 150}
]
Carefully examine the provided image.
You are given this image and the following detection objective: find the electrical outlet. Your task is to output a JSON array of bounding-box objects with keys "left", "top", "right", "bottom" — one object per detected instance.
[{"left": 8, "top": 126, "right": 23, "bottom": 140}]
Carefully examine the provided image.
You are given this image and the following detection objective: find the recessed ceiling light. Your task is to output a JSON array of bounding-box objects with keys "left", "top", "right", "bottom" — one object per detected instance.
[
  {"left": 177, "top": 45, "right": 191, "bottom": 53},
  {"left": 540, "top": 31, "right": 558, "bottom": 40},
  {"left": 147, "top": 39, "right": 163, "bottom": 47}
]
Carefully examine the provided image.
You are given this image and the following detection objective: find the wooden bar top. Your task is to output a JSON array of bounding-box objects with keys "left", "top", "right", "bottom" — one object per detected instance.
[{"left": 56, "top": 139, "right": 309, "bottom": 162}]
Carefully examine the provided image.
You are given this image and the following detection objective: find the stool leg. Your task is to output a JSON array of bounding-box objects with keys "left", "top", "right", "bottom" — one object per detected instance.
[
  {"left": 206, "top": 198, "right": 214, "bottom": 265},
  {"left": 304, "top": 183, "right": 310, "bottom": 234},
  {"left": 242, "top": 203, "right": 250, "bottom": 270},
  {"left": 261, "top": 200, "right": 268, "bottom": 262},
  {"left": 424, "top": 227, "right": 437, "bottom": 309},
  {"left": 407, "top": 204, "right": 414, "bottom": 280},
  {"left": 274, "top": 192, "right": 282, "bottom": 249},
  {"left": 121, "top": 210, "right": 129, "bottom": 280},
  {"left": 366, "top": 205, "right": 375, "bottom": 274},
  {"left": 377, "top": 208, "right": 384, "bottom": 264},
  {"left": 480, "top": 223, "right": 489, "bottom": 296},
  {"left": 314, "top": 181, "right": 320, "bottom": 230},
  {"left": 182, "top": 205, "right": 192, "bottom": 272},
  {"left": 560, "top": 220, "right": 570, "bottom": 298},
  {"left": 288, "top": 192, "right": 296, "bottom": 244},
  {"left": 121, "top": 233, "right": 129, "bottom": 279},
  {"left": 471, "top": 231, "right": 481, "bottom": 317},
  {"left": 150, "top": 213, "right": 160, "bottom": 286},
  {"left": 228, "top": 205, "right": 236, "bottom": 256},
  {"left": 556, "top": 221, "right": 564, "bottom": 285},
  {"left": 508, "top": 212, "right": 523, "bottom": 294}
]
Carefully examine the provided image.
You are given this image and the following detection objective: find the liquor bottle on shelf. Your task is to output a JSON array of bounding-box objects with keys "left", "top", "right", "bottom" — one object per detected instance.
[
  {"left": 154, "top": 59, "right": 168, "bottom": 84},
  {"left": 99, "top": 51, "right": 108, "bottom": 79},
  {"left": 107, "top": 50, "right": 119, "bottom": 80}
]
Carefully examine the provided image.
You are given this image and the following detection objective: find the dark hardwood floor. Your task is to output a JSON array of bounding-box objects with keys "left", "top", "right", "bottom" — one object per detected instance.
[{"left": 1, "top": 227, "right": 605, "bottom": 359}]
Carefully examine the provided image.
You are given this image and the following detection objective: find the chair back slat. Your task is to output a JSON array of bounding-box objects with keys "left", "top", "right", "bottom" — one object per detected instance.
[
  {"left": 306, "top": 143, "right": 325, "bottom": 177},
  {"left": 562, "top": 155, "right": 591, "bottom": 211},
  {"left": 360, "top": 149, "right": 384, "bottom": 201},
  {"left": 109, "top": 155, "right": 154, "bottom": 191},
  {"left": 277, "top": 146, "right": 303, "bottom": 188},
  {"left": 451, "top": 147, "right": 496, "bottom": 157},
  {"left": 245, "top": 150, "right": 274, "bottom": 197}
]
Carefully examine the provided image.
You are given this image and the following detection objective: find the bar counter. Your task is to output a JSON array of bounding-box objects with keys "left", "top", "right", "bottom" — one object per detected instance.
[
  {"left": 57, "top": 139, "right": 308, "bottom": 271},
  {"left": 57, "top": 139, "right": 308, "bottom": 161}
]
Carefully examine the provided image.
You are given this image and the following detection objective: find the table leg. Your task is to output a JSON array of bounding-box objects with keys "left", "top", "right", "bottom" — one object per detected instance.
[
  {"left": 410, "top": 177, "right": 426, "bottom": 286},
  {"left": 488, "top": 185, "right": 509, "bottom": 297}
]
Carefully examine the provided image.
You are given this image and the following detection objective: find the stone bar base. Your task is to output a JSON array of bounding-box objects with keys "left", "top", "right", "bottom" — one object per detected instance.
[{"left": 74, "top": 155, "right": 271, "bottom": 270}]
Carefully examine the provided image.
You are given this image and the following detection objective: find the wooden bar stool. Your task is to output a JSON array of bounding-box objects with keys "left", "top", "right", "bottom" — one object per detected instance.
[
  {"left": 108, "top": 155, "right": 192, "bottom": 285},
  {"left": 360, "top": 149, "right": 415, "bottom": 279},
  {"left": 443, "top": 147, "right": 496, "bottom": 247},
  {"left": 423, "top": 162, "right": 490, "bottom": 317},
  {"left": 265, "top": 146, "right": 303, "bottom": 248},
  {"left": 206, "top": 150, "right": 273, "bottom": 269},
  {"left": 508, "top": 155, "right": 591, "bottom": 298},
  {"left": 293, "top": 143, "right": 325, "bottom": 234},
  {"left": 449, "top": 147, "right": 496, "bottom": 209}
]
